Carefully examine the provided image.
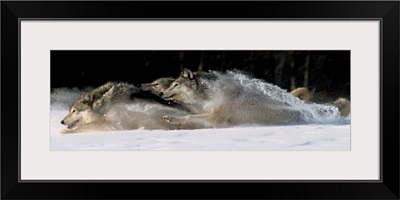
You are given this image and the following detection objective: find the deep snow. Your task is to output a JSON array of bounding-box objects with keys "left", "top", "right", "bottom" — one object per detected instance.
[{"left": 50, "top": 87, "right": 350, "bottom": 151}]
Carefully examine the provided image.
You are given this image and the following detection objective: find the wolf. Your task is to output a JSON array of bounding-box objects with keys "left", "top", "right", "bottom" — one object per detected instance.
[
  {"left": 60, "top": 81, "right": 193, "bottom": 133},
  {"left": 333, "top": 97, "right": 350, "bottom": 117},
  {"left": 140, "top": 76, "right": 192, "bottom": 113},
  {"left": 161, "top": 68, "right": 216, "bottom": 114},
  {"left": 60, "top": 81, "right": 137, "bottom": 133},
  {"left": 140, "top": 77, "right": 175, "bottom": 96},
  {"left": 161, "top": 68, "right": 305, "bottom": 128},
  {"left": 290, "top": 87, "right": 351, "bottom": 118},
  {"left": 290, "top": 87, "right": 315, "bottom": 102}
]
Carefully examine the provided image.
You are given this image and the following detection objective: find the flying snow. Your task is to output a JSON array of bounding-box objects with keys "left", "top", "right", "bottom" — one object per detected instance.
[{"left": 50, "top": 71, "right": 350, "bottom": 151}]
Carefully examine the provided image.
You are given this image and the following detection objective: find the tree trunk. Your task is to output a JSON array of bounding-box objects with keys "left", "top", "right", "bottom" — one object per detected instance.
[
  {"left": 221, "top": 52, "right": 226, "bottom": 71},
  {"left": 303, "top": 52, "right": 310, "bottom": 87},
  {"left": 274, "top": 55, "right": 286, "bottom": 86},
  {"left": 198, "top": 51, "right": 204, "bottom": 71},
  {"left": 290, "top": 56, "right": 296, "bottom": 91},
  {"left": 179, "top": 51, "right": 185, "bottom": 70},
  {"left": 275, "top": 52, "right": 293, "bottom": 87}
]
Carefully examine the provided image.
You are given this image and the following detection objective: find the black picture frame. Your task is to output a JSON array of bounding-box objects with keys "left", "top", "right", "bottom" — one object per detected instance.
[{"left": 1, "top": 1, "right": 399, "bottom": 199}]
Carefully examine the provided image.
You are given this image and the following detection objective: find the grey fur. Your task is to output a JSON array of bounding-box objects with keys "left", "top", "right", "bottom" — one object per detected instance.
[
  {"left": 60, "top": 81, "right": 195, "bottom": 133},
  {"left": 161, "top": 69, "right": 306, "bottom": 128},
  {"left": 140, "top": 77, "right": 175, "bottom": 96}
]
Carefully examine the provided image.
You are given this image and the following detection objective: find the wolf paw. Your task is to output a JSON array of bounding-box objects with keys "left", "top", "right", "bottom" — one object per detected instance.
[{"left": 162, "top": 115, "right": 181, "bottom": 125}]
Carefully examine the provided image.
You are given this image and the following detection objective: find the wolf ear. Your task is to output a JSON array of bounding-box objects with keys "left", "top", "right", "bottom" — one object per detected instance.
[
  {"left": 82, "top": 92, "right": 93, "bottom": 102},
  {"left": 181, "top": 68, "right": 194, "bottom": 80}
]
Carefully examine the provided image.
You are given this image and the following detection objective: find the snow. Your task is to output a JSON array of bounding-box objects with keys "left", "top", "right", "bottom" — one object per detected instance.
[
  {"left": 50, "top": 93, "right": 350, "bottom": 151},
  {"left": 51, "top": 71, "right": 350, "bottom": 151},
  {"left": 51, "top": 122, "right": 350, "bottom": 151}
]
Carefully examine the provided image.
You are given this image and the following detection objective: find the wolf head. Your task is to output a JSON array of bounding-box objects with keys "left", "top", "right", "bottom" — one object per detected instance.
[
  {"left": 290, "top": 87, "right": 315, "bottom": 102},
  {"left": 140, "top": 77, "right": 175, "bottom": 96},
  {"left": 60, "top": 91, "right": 95, "bottom": 129},
  {"left": 161, "top": 68, "right": 200, "bottom": 102},
  {"left": 333, "top": 97, "right": 350, "bottom": 117}
]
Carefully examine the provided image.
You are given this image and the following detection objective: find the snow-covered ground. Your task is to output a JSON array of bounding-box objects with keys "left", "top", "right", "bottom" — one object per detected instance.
[
  {"left": 50, "top": 89, "right": 350, "bottom": 151},
  {"left": 51, "top": 120, "right": 350, "bottom": 151}
]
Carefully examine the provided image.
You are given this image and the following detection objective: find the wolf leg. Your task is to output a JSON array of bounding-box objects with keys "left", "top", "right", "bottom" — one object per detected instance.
[
  {"left": 162, "top": 115, "right": 181, "bottom": 125},
  {"left": 162, "top": 112, "right": 215, "bottom": 129},
  {"left": 162, "top": 114, "right": 207, "bottom": 124}
]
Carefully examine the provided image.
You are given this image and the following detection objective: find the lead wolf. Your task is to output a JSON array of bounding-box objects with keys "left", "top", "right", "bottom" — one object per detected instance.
[
  {"left": 60, "top": 81, "right": 192, "bottom": 133},
  {"left": 161, "top": 68, "right": 305, "bottom": 128}
]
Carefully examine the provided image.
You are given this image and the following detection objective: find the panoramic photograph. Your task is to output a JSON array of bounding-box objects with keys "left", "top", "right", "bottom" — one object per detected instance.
[{"left": 50, "top": 50, "right": 350, "bottom": 150}]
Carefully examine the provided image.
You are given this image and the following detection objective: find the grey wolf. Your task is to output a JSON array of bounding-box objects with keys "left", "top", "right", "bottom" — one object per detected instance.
[
  {"left": 161, "top": 68, "right": 305, "bottom": 128},
  {"left": 140, "top": 77, "right": 175, "bottom": 96},
  {"left": 290, "top": 87, "right": 350, "bottom": 117},
  {"left": 161, "top": 68, "right": 215, "bottom": 114},
  {"left": 290, "top": 87, "right": 315, "bottom": 102},
  {"left": 333, "top": 97, "right": 350, "bottom": 117},
  {"left": 60, "top": 81, "right": 136, "bottom": 132},
  {"left": 140, "top": 76, "right": 192, "bottom": 113},
  {"left": 60, "top": 81, "right": 192, "bottom": 133},
  {"left": 161, "top": 68, "right": 209, "bottom": 103}
]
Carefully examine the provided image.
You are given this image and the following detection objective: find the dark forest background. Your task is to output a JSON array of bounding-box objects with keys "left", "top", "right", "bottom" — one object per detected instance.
[{"left": 51, "top": 51, "right": 350, "bottom": 102}]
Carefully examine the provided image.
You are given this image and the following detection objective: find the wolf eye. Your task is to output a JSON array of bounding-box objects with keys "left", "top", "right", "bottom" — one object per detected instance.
[
  {"left": 174, "top": 83, "right": 179, "bottom": 87},
  {"left": 72, "top": 109, "right": 76, "bottom": 113}
]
